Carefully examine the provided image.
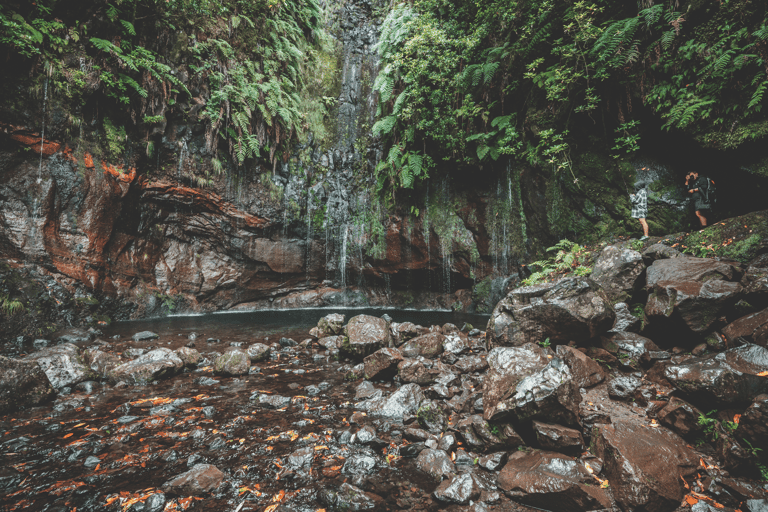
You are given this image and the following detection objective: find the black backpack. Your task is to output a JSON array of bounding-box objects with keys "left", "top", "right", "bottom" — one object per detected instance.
[{"left": 703, "top": 177, "right": 717, "bottom": 206}]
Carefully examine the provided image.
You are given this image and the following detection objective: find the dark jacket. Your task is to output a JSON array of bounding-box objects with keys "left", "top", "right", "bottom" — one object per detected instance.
[{"left": 690, "top": 176, "right": 711, "bottom": 211}]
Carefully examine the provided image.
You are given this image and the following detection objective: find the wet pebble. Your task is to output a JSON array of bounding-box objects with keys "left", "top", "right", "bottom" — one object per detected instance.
[
  {"left": 305, "top": 384, "right": 320, "bottom": 396},
  {"left": 194, "top": 376, "right": 219, "bottom": 386},
  {"left": 202, "top": 405, "right": 216, "bottom": 417},
  {"left": 116, "top": 415, "right": 140, "bottom": 424},
  {"left": 280, "top": 337, "right": 298, "bottom": 347},
  {"left": 83, "top": 455, "right": 101, "bottom": 468}
]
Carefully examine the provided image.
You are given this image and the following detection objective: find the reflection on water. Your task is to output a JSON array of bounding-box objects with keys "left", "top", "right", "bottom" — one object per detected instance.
[{"left": 104, "top": 308, "right": 490, "bottom": 341}]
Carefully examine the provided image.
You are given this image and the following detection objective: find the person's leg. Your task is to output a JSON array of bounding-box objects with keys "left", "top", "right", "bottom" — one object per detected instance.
[
  {"left": 639, "top": 218, "right": 649, "bottom": 237},
  {"left": 695, "top": 210, "right": 707, "bottom": 227}
]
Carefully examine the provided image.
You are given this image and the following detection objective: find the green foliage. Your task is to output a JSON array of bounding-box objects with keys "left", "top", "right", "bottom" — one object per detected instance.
[
  {"left": 370, "top": 0, "right": 768, "bottom": 196},
  {"left": 0, "top": 295, "right": 26, "bottom": 317},
  {"left": 537, "top": 337, "right": 551, "bottom": 348},
  {"left": 522, "top": 239, "right": 589, "bottom": 286},
  {"left": 103, "top": 118, "right": 126, "bottom": 159}
]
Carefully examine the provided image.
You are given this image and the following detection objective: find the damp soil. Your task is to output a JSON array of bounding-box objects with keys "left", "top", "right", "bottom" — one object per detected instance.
[{"left": 1, "top": 309, "right": 494, "bottom": 512}]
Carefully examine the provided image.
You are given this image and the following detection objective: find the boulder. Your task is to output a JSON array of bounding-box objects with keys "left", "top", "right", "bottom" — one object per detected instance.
[
  {"left": 482, "top": 344, "right": 550, "bottom": 421},
  {"left": 317, "top": 313, "right": 345, "bottom": 336},
  {"left": 397, "top": 359, "right": 440, "bottom": 385},
  {"left": 601, "top": 331, "right": 661, "bottom": 366},
  {"left": 486, "top": 277, "right": 614, "bottom": 348},
  {"left": 415, "top": 449, "right": 455, "bottom": 481},
  {"left": 319, "top": 483, "right": 377, "bottom": 511},
  {"left": 416, "top": 400, "right": 448, "bottom": 433},
  {"left": 607, "top": 375, "right": 642, "bottom": 401},
  {"left": 532, "top": 421, "right": 585, "bottom": 456},
  {"left": 174, "top": 347, "right": 201, "bottom": 367},
  {"left": 108, "top": 348, "right": 184, "bottom": 385},
  {"left": 433, "top": 473, "right": 482, "bottom": 505},
  {"left": 478, "top": 452, "right": 508, "bottom": 471},
  {"left": 645, "top": 257, "right": 743, "bottom": 334},
  {"left": 213, "top": 348, "right": 250, "bottom": 376},
  {"left": 722, "top": 308, "right": 768, "bottom": 347},
  {"left": 363, "top": 348, "right": 403, "bottom": 380},
  {"left": 454, "top": 354, "right": 489, "bottom": 374},
  {"left": 246, "top": 343, "right": 271, "bottom": 362},
  {"left": 591, "top": 245, "right": 645, "bottom": 303},
  {"left": 609, "top": 302, "right": 643, "bottom": 333},
  {"left": 399, "top": 332, "right": 444, "bottom": 358},
  {"left": 341, "top": 451, "right": 378, "bottom": 476},
  {"left": 744, "top": 252, "right": 768, "bottom": 304},
  {"left": 443, "top": 334, "right": 469, "bottom": 356},
  {"left": 497, "top": 450, "right": 609, "bottom": 512},
  {"left": 555, "top": 345, "right": 605, "bottom": 388},
  {"left": 161, "top": 463, "right": 225, "bottom": 496},
  {"left": 736, "top": 394, "right": 768, "bottom": 456},
  {"left": 24, "top": 343, "right": 96, "bottom": 389},
  {"left": 664, "top": 344, "right": 768, "bottom": 405},
  {"left": 454, "top": 415, "right": 526, "bottom": 453},
  {"left": 656, "top": 397, "right": 703, "bottom": 437},
  {"left": 594, "top": 421, "right": 699, "bottom": 512},
  {"left": 489, "top": 357, "right": 580, "bottom": 427},
  {"left": 341, "top": 315, "right": 391, "bottom": 359},
  {"left": 82, "top": 348, "right": 122, "bottom": 377},
  {"left": 0, "top": 356, "right": 55, "bottom": 413},
  {"left": 390, "top": 322, "right": 428, "bottom": 346},
  {"left": 641, "top": 243, "right": 685, "bottom": 266},
  {"left": 357, "top": 383, "right": 423, "bottom": 421}
]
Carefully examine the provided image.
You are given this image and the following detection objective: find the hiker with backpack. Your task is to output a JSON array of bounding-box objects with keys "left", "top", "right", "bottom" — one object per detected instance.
[
  {"left": 685, "top": 171, "right": 715, "bottom": 227},
  {"left": 630, "top": 181, "right": 650, "bottom": 240}
]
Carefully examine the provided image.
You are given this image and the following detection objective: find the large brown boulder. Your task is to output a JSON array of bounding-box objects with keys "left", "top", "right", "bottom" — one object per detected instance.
[
  {"left": 555, "top": 345, "right": 605, "bottom": 388},
  {"left": 744, "top": 252, "right": 768, "bottom": 303},
  {"left": 497, "top": 450, "right": 610, "bottom": 512},
  {"left": 482, "top": 344, "right": 550, "bottom": 421},
  {"left": 317, "top": 313, "right": 345, "bottom": 336},
  {"left": 645, "top": 257, "right": 743, "bottom": 334},
  {"left": 664, "top": 344, "right": 768, "bottom": 405},
  {"left": 213, "top": 348, "right": 250, "bottom": 376},
  {"left": 722, "top": 308, "right": 768, "bottom": 347},
  {"left": 108, "top": 348, "right": 184, "bottom": 385},
  {"left": 399, "top": 332, "right": 445, "bottom": 358},
  {"left": 504, "top": 358, "right": 581, "bottom": 427},
  {"left": 341, "top": 315, "right": 391, "bottom": 359},
  {"left": 591, "top": 245, "right": 645, "bottom": 303},
  {"left": 0, "top": 356, "right": 56, "bottom": 413},
  {"left": 656, "top": 397, "right": 703, "bottom": 437},
  {"left": 594, "top": 421, "right": 699, "bottom": 512},
  {"left": 363, "top": 348, "right": 403, "bottom": 380},
  {"left": 736, "top": 394, "right": 768, "bottom": 457},
  {"left": 486, "top": 277, "right": 614, "bottom": 348},
  {"left": 24, "top": 343, "right": 96, "bottom": 390}
]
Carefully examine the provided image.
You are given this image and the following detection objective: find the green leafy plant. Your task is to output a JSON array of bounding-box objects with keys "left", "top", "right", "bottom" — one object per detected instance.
[
  {"left": 538, "top": 337, "right": 551, "bottom": 348},
  {"left": 523, "top": 239, "right": 589, "bottom": 286}
]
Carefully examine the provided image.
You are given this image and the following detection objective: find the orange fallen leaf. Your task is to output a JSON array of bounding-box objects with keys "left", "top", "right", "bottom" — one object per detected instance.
[
  {"left": 757, "top": 371, "right": 768, "bottom": 377},
  {"left": 63, "top": 433, "right": 74, "bottom": 439},
  {"left": 685, "top": 495, "right": 698, "bottom": 505}
]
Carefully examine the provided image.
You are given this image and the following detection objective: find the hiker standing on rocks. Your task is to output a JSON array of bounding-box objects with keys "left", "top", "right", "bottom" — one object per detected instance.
[
  {"left": 630, "top": 181, "right": 649, "bottom": 241},
  {"left": 685, "top": 171, "right": 709, "bottom": 227}
]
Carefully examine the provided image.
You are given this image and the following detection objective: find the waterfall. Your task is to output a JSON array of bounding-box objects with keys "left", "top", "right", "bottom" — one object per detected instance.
[
  {"left": 37, "top": 76, "right": 49, "bottom": 184},
  {"left": 423, "top": 185, "right": 430, "bottom": 290},
  {"left": 177, "top": 139, "right": 188, "bottom": 181},
  {"left": 340, "top": 225, "right": 348, "bottom": 302}
]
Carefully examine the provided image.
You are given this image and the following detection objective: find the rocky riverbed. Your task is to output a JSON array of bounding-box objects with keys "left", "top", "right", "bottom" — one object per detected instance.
[{"left": 2, "top": 238, "right": 768, "bottom": 512}]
